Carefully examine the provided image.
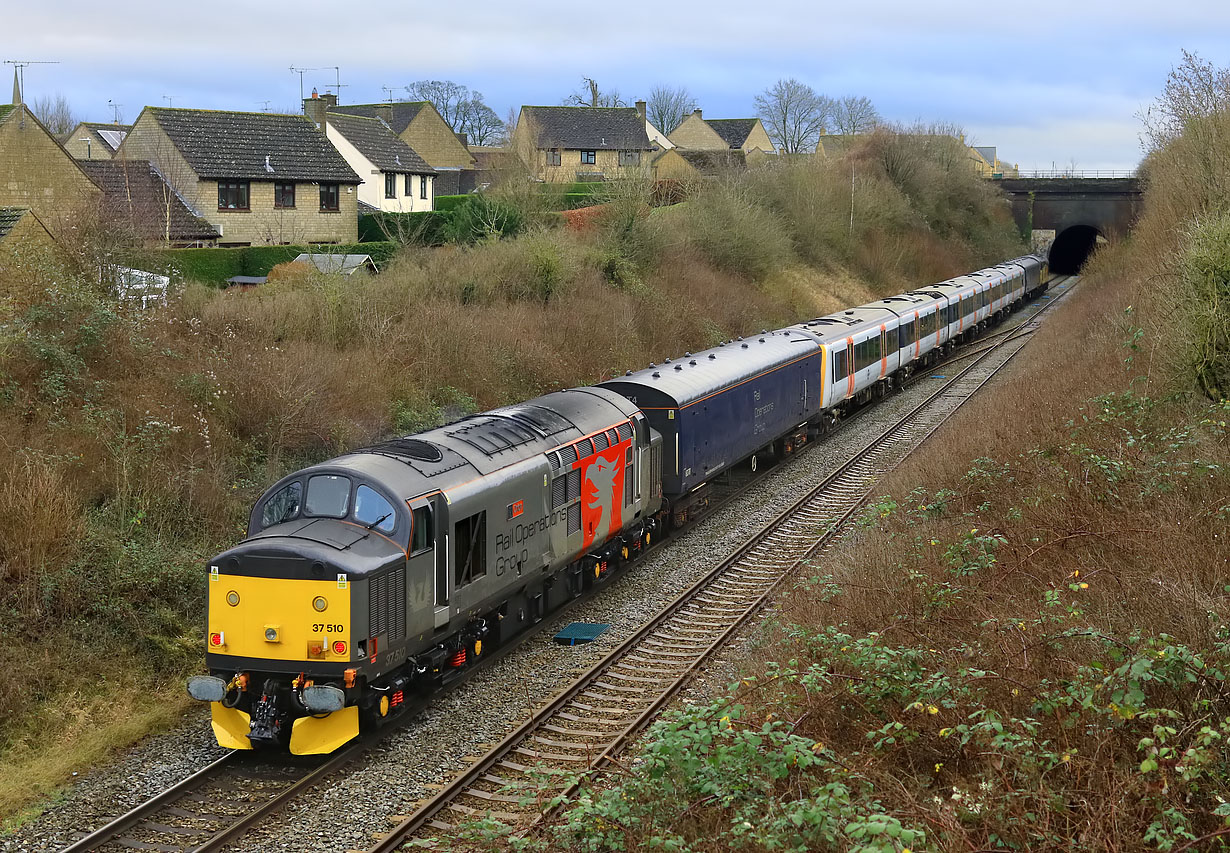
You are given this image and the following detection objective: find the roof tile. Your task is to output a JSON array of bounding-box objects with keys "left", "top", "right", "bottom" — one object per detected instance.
[{"left": 147, "top": 107, "right": 359, "bottom": 183}]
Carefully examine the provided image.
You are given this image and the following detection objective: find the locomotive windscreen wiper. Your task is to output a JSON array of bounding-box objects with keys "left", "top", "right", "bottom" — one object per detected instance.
[{"left": 364, "top": 513, "right": 391, "bottom": 530}]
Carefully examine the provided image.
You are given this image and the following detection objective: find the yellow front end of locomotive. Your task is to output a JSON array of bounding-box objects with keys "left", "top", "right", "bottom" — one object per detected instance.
[{"left": 207, "top": 569, "right": 352, "bottom": 663}]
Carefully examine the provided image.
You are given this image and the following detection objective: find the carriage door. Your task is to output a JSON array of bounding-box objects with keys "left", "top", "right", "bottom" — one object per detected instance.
[{"left": 408, "top": 495, "right": 450, "bottom": 630}]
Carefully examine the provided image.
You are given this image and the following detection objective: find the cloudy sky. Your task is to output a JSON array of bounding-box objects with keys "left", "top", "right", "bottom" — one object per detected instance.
[{"left": 5, "top": 0, "right": 1228, "bottom": 171}]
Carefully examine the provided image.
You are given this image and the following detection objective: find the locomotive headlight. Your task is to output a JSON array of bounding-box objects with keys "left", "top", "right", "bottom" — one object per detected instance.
[
  {"left": 226, "top": 590, "right": 240, "bottom": 607},
  {"left": 264, "top": 625, "right": 280, "bottom": 642},
  {"left": 312, "top": 596, "right": 328, "bottom": 612}
]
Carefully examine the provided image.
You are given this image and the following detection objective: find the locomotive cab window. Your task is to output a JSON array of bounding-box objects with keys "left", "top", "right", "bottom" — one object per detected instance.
[
  {"left": 306, "top": 475, "right": 350, "bottom": 518},
  {"left": 410, "top": 506, "right": 433, "bottom": 554},
  {"left": 260, "top": 481, "right": 302, "bottom": 528},
  {"left": 354, "top": 485, "right": 395, "bottom": 532}
]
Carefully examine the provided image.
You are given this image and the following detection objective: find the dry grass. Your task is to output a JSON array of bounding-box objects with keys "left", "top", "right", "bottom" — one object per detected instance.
[
  {"left": 0, "top": 138, "right": 1027, "bottom": 823},
  {"left": 512, "top": 104, "right": 1230, "bottom": 851}
]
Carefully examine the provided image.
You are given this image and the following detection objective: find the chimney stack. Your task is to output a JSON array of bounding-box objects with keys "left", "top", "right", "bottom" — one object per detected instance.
[
  {"left": 303, "top": 88, "right": 338, "bottom": 131},
  {"left": 635, "top": 99, "right": 646, "bottom": 120},
  {"left": 693, "top": 108, "right": 702, "bottom": 120}
]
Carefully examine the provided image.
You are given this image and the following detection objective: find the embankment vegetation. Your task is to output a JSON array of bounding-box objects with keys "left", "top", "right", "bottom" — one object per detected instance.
[
  {"left": 0, "top": 130, "right": 1021, "bottom": 824},
  {"left": 478, "top": 56, "right": 1230, "bottom": 853}
]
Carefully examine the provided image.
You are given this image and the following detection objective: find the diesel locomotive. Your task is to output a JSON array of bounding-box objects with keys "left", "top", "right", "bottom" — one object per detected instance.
[{"left": 188, "top": 255, "right": 1050, "bottom": 754}]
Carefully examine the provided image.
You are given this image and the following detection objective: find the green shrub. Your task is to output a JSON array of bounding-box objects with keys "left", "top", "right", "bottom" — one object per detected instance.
[
  {"left": 1176, "top": 210, "right": 1230, "bottom": 399},
  {"left": 444, "top": 195, "right": 525, "bottom": 244},
  {"left": 679, "top": 185, "right": 794, "bottom": 280},
  {"left": 359, "top": 211, "right": 449, "bottom": 245},
  {"left": 130, "top": 243, "right": 400, "bottom": 285},
  {"left": 433, "top": 194, "right": 472, "bottom": 213}
]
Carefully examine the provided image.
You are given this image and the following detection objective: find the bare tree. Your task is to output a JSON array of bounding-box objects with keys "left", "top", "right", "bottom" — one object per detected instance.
[
  {"left": 405, "top": 79, "right": 504, "bottom": 145},
  {"left": 829, "top": 96, "right": 881, "bottom": 135},
  {"left": 563, "top": 77, "right": 626, "bottom": 108},
  {"left": 461, "top": 100, "right": 504, "bottom": 146},
  {"left": 754, "top": 78, "right": 833, "bottom": 153},
  {"left": 1139, "top": 50, "right": 1230, "bottom": 151},
  {"left": 646, "top": 85, "right": 697, "bottom": 135},
  {"left": 30, "top": 93, "right": 78, "bottom": 137},
  {"left": 405, "top": 79, "right": 472, "bottom": 128}
]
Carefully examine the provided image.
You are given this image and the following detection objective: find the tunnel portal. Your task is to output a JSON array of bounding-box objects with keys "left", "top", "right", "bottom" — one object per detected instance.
[{"left": 1049, "top": 225, "right": 1102, "bottom": 274}]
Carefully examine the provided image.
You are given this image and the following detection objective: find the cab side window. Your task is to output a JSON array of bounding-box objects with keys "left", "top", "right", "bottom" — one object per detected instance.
[
  {"left": 354, "top": 485, "right": 395, "bottom": 532},
  {"left": 411, "top": 506, "right": 433, "bottom": 553},
  {"left": 260, "top": 482, "right": 302, "bottom": 528}
]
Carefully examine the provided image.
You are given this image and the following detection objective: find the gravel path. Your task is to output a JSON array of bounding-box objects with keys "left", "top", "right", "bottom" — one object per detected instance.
[{"left": 3, "top": 303, "right": 1049, "bottom": 852}]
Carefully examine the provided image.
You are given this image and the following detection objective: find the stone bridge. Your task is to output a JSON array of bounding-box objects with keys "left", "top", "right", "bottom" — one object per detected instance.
[{"left": 996, "top": 177, "right": 1143, "bottom": 273}]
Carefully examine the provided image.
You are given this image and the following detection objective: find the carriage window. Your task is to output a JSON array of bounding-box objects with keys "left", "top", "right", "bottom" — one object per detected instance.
[
  {"left": 306, "top": 475, "right": 350, "bottom": 517},
  {"left": 411, "top": 506, "right": 432, "bottom": 553},
  {"left": 455, "top": 512, "right": 487, "bottom": 587},
  {"left": 354, "top": 485, "right": 395, "bottom": 532},
  {"left": 261, "top": 482, "right": 302, "bottom": 527},
  {"left": 832, "top": 349, "right": 848, "bottom": 383}
]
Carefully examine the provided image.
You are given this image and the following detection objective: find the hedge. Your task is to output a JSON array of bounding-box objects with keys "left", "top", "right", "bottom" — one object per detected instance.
[
  {"left": 358, "top": 211, "right": 450, "bottom": 245},
  {"left": 130, "top": 242, "right": 400, "bottom": 285},
  {"left": 433, "top": 195, "right": 473, "bottom": 212}
]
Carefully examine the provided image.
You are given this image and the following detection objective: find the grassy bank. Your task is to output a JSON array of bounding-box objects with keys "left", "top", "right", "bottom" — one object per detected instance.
[
  {"left": 486, "top": 64, "right": 1230, "bottom": 853},
  {"left": 0, "top": 131, "right": 1022, "bottom": 823}
]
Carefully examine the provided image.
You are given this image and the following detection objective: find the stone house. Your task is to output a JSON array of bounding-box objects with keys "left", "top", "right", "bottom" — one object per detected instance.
[
  {"left": 668, "top": 111, "right": 775, "bottom": 159},
  {"left": 967, "top": 144, "right": 1019, "bottom": 178},
  {"left": 78, "top": 159, "right": 220, "bottom": 246},
  {"left": 0, "top": 206, "right": 58, "bottom": 252},
  {"left": 0, "top": 103, "right": 101, "bottom": 244},
  {"left": 513, "top": 105, "right": 655, "bottom": 183},
  {"left": 322, "top": 97, "right": 475, "bottom": 193},
  {"left": 63, "top": 122, "right": 131, "bottom": 160},
  {"left": 652, "top": 148, "right": 747, "bottom": 181},
  {"left": 117, "top": 107, "right": 360, "bottom": 246},
  {"left": 315, "top": 108, "right": 436, "bottom": 213}
]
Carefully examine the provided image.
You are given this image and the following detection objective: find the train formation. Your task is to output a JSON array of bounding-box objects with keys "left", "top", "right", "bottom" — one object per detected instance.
[{"left": 188, "top": 255, "right": 1051, "bottom": 754}]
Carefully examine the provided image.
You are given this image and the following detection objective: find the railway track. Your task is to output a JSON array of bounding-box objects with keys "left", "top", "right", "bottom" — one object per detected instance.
[
  {"left": 365, "top": 277, "right": 1076, "bottom": 851},
  {"left": 59, "top": 278, "right": 1071, "bottom": 853}
]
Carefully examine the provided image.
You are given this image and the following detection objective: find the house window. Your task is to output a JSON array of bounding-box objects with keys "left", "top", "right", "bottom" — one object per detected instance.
[
  {"left": 546, "top": 149, "right": 562, "bottom": 166},
  {"left": 274, "top": 182, "right": 295, "bottom": 209},
  {"left": 218, "top": 181, "right": 249, "bottom": 211},
  {"left": 385, "top": 173, "right": 397, "bottom": 199},
  {"left": 320, "top": 183, "right": 339, "bottom": 211},
  {"left": 619, "top": 150, "right": 641, "bottom": 166},
  {"left": 420, "top": 175, "right": 428, "bottom": 200},
  {"left": 580, "top": 150, "right": 596, "bottom": 165},
  {"left": 405, "top": 173, "right": 413, "bottom": 195}
]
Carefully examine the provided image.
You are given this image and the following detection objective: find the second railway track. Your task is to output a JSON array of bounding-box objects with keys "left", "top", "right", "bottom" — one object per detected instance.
[
  {"left": 54, "top": 278, "right": 1073, "bottom": 853},
  {"left": 367, "top": 278, "right": 1077, "bottom": 851}
]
